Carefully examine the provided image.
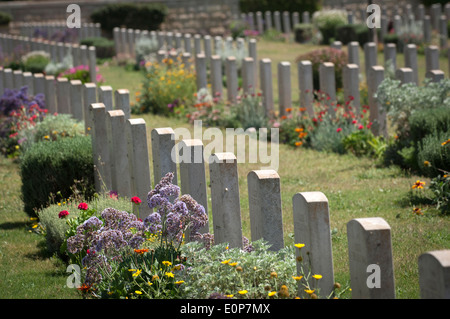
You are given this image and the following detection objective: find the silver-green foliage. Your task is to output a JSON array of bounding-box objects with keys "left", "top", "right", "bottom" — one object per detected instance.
[{"left": 179, "top": 240, "right": 302, "bottom": 299}]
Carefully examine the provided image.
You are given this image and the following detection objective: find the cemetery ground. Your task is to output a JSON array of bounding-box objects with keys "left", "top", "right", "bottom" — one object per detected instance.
[{"left": 1, "top": 39, "right": 449, "bottom": 299}]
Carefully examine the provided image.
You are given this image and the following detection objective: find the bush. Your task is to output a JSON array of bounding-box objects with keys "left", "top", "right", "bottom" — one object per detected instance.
[
  {"left": 90, "top": 3, "right": 167, "bottom": 36},
  {"left": 416, "top": 130, "right": 450, "bottom": 178},
  {"left": 38, "top": 194, "right": 134, "bottom": 255},
  {"left": 377, "top": 78, "right": 450, "bottom": 173},
  {"left": 294, "top": 23, "right": 314, "bottom": 43},
  {"left": 335, "top": 24, "right": 370, "bottom": 46},
  {"left": 312, "top": 10, "right": 348, "bottom": 45},
  {"left": 21, "top": 51, "right": 51, "bottom": 73},
  {"left": 20, "top": 135, "right": 95, "bottom": 216},
  {"left": 295, "top": 47, "right": 348, "bottom": 91},
  {"left": 239, "top": 0, "right": 319, "bottom": 17},
  {"left": 135, "top": 56, "right": 197, "bottom": 116},
  {"left": 0, "top": 11, "right": 11, "bottom": 26},
  {"left": 80, "top": 37, "right": 115, "bottom": 59},
  {"left": 18, "top": 114, "right": 85, "bottom": 154}
]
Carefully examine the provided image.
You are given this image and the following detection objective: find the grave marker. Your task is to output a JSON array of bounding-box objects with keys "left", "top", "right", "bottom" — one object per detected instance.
[
  {"left": 278, "top": 61, "right": 291, "bottom": 117},
  {"left": 151, "top": 128, "right": 178, "bottom": 186},
  {"left": 126, "top": 118, "right": 152, "bottom": 218},
  {"left": 209, "top": 152, "right": 243, "bottom": 249},
  {"left": 178, "top": 139, "right": 209, "bottom": 236},
  {"left": 293, "top": 192, "right": 335, "bottom": 297},
  {"left": 248, "top": 170, "right": 284, "bottom": 251},
  {"left": 347, "top": 217, "right": 395, "bottom": 299},
  {"left": 418, "top": 250, "right": 450, "bottom": 299},
  {"left": 106, "top": 109, "right": 132, "bottom": 198}
]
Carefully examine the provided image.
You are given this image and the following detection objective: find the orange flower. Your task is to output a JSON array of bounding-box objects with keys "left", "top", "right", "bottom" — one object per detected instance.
[
  {"left": 441, "top": 139, "right": 450, "bottom": 146},
  {"left": 281, "top": 115, "right": 287, "bottom": 120},
  {"left": 412, "top": 180, "right": 426, "bottom": 189},
  {"left": 134, "top": 248, "right": 149, "bottom": 255},
  {"left": 286, "top": 108, "right": 292, "bottom": 112},
  {"left": 295, "top": 128, "right": 304, "bottom": 133},
  {"left": 77, "top": 283, "right": 91, "bottom": 293},
  {"left": 299, "top": 107, "right": 307, "bottom": 112},
  {"left": 295, "top": 141, "right": 303, "bottom": 147},
  {"left": 413, "top": 207, "right": 423, "bottom": 215}
]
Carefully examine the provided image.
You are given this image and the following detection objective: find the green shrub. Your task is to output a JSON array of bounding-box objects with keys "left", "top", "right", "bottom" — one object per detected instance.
[
  {"left": 377, "top": 78, "right": 450, "bottom": 172},
  {"left": 19, "top": 114, "right": 85, "bottom": 154},
  {"left": 409, "top": 107, "right": 450, "bottom": 147},
  {"left": 136, "top": 57, "right": 197, "bottom": 116},
  {"left": 21, "top": 51, "right": 51, "bottom": 73},
  {"left": 20, "top": 135, "right": 95, "bottom": 217},
  {"left": 335, "top": 24, "right": 370, "bottom": 46},
  {"left": 0, "top": 11, "right": 11, "bottom": 26},
  {"left": 417, "top": 130, "right": 450, "bottom": 178},
  {"left": 295, "top": 47, "right": 348, "bottom": 91},
  {"left": 294, "top": 23, "right": 314, "bottom": 43},
  {"left": 80, "top": 37, "right": 115, "bottom": 59},
  {"left": 312, "top": 9, "right": 348, "bottom": 45},
  {"left": 90, "top": 3, "right": 167, "bottom": 36},
  {"left": 239, "top": 0, "right": 319, "bottom": 17},
  {"left": 38, "top": 194, "right": 133, "bottom": 255}
]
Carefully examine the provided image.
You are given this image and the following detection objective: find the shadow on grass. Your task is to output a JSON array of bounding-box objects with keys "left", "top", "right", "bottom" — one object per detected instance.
[{"left": 0, "top": 220, "right": 28, "bottom": 230}]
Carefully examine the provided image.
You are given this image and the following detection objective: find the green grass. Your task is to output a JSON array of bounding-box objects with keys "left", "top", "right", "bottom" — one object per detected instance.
[{"left": 0, "top": 38, "right": 449, "bottom": 299}]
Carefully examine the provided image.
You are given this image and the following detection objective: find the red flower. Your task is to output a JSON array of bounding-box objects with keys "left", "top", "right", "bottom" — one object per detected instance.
[
  {"left": 336, "top": 128, "right": 342, "bottom": 133},
  {"left": 58, "top": 210, "right": 69, "bottom": 218},
  {"left": 78, "top": 202, "right": 88, "bottom": 210},
  {"left": 358, "top": 124, "right": 364, "bottom": 130},
  {"left": 131, "top": 196, "right": 142, "bottom": 205}
]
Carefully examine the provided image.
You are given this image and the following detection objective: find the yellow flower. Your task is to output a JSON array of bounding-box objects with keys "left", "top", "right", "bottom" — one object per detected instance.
[
  {"left": 238, "top": 290, "right": 248, "bottom": 295},
  {"left": 278, "top": 285, "right": 289, "bottom": 298},
  {"left": 30, "top": 217, "right": 38, "bottom": 221},
  {"left": 152, "top": 275, "right": 160, "bottom": 281},
  {"left": 292, "top": 276, "right": 303, "bottom": 281},
  {"left": 162, "top": 261, "right": 172, "bottom": 267},
  {"left": 147, "top": 282, "right": 153, "bottom": 286},
  {"left": 294, "top": 243, "right": 305, "bottom": 249},
  {"left": 225, "top": 294, "right": 234, "bottom": 298},
  {"left": 135, "top": 290, "right": 142, "bottom": 295},
  {"left": 132, "top": 269, "right": 142, "bottom": 277},
  {"left": 43, "top": 135, "right": 50, "bottom": 140},
  {"left": 305, "top": 289, "right": 315, "bottom": 294},
  {"left": 312, "top": 274, "right": 322, "bottom": 280},
  {"left": 423, "top": 161, "right": 431, "bottom": 167},
  {"left": 175, "top": 280, "right": 185, "bottom": 285},
  {"left": 268, "top": 291, "right": 276, "bottom": 297},
  {"left": 221, "top": 259, "right": 231, "bottom": 264},
  {"left": 412, "top": 180, "right": 426, "bottom": 189},
  {"left": 229, "top": 262, "right": 238, "bottom": 267},
  {"left": 165, "top": 272, "right": 174, "bottom": 278},
  {"left": 270, "top": 271, "right": 278, "bottom": 278},
  {"left": 32, "top": 224, "right": 38, "bottom": 229}
]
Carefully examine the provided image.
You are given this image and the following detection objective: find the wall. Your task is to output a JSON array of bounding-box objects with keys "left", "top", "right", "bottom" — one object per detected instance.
[{"left": 0, "top": 0, "right": 240, "bottom": 36}]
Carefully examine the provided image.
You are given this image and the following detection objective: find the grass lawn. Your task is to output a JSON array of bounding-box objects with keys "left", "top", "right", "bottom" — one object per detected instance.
[{"left": 0, "top": 38, "right": 449, "bottom": 299}]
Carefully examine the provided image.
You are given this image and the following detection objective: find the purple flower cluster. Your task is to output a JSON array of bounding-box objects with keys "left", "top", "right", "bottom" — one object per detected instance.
[
  {"left": 145, "top": 172, "right": 208, "bottom": 244},
  {"left": 66, "top": 208, "right": 148, "bottom": 285}
]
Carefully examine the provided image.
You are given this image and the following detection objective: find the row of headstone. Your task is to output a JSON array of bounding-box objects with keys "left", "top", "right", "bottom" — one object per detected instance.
[
  {"left": 240, "top": 10, "right": 310, "bottom": 35},
  {"left": 0, "top": 32, "right": 97, "bottom": 69},
  {"left": 1, "top": 59, "right": 448, "bottom": 298},
  {"left": 89, "top": 104, "right": 450, "bottom": 299},
  {"left": 17, "top": 21, "right": 101, "bottom": 42},
  {"left": 113, "top": 27, "right": 254, "bottom": 64},
  {"left": 340, "top": 41, "right": 447, "bottom": 84}
]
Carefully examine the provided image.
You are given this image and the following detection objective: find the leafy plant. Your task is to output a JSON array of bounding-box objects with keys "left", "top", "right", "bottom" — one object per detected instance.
[{"left": 135, "top": 56, "right": 196, "bottom": 116}]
